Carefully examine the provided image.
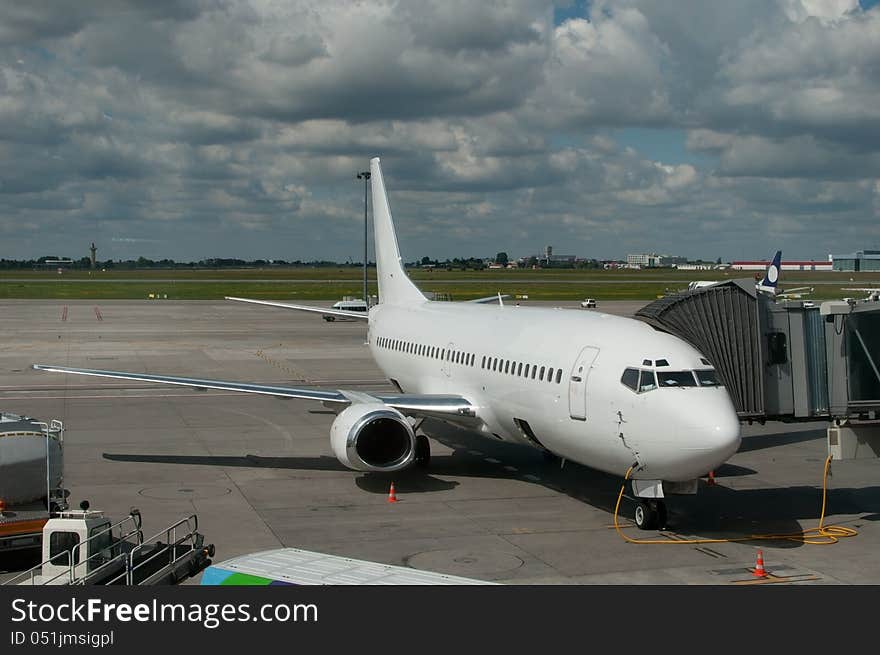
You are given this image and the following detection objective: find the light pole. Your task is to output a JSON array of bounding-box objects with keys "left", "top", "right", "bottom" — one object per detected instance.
[{"left": 356, "top": 170, "right": 371, "bottom": 307}]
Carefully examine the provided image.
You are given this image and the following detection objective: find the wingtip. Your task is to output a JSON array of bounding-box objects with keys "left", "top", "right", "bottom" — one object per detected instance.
[{"left": 370, "top": 156, "right": 381, "bottom": 165}]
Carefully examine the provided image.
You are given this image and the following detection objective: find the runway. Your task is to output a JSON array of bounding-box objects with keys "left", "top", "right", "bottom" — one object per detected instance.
[{"left": 1, "top": 299, "right": 878, "bottom": 584}]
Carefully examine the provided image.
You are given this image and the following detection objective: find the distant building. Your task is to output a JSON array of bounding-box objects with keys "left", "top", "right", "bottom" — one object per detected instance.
[
  {"left": 627, "top": 253, "right": 672, "bottom": 267},
  {"left": 520, "top": 246, "right": 578, "bottom": 268},
  {"left": 731, "top": 260, "right": 833, "bottom": 272},
  {"left": 831, "top": 250, "right": 880, "bottom": 272}
]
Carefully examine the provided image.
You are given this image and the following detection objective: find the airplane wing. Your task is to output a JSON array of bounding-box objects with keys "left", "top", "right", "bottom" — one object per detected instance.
[
  {"left": 842, "top": 288, "right": 880, "bottom": 292},
  {"left": 225, "top": 296, "right": 368, "bottom": 321},
  {"left": 468, "top": 294, "right": 511, "bottom": 304},
  {"left": 31, "top": 364, "right": 476, "bottom": 420}
]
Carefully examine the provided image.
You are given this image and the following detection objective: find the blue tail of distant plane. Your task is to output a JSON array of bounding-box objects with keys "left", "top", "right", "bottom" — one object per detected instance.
[{"left": 758, "top": 250, "right": 782, "bottom": 293}]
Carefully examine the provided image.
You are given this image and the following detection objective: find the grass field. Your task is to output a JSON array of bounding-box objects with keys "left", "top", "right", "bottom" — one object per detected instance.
[{"left": 0, "top": 267, "right": 875, "bottom": 300}]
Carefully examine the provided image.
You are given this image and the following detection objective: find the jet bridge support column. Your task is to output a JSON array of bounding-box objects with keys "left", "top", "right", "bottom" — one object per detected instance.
[{"left": 828, "top": 421, "right": 880, "bottom": 460}]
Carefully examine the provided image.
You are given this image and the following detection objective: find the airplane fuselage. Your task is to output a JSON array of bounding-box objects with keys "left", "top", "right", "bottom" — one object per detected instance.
[{"left": 369, "top": 301, "right": 741, "bottom": 483}]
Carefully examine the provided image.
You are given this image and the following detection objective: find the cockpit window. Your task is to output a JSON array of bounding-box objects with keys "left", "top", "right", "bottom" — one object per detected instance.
[
  {"left": 695, "top": 369, "right": 722, "bottom": 387},
  {"left": 621, "top": 368, "right": 639, "bottom": 391},
  {"left": 638, "top": 370, "right": 657, "bottom": 392},
  {"left": 657, "top": 371, "right": 698, "bottom": 387}
]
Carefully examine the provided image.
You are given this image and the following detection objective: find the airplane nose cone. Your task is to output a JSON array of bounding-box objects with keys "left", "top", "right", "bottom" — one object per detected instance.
[
  {"left": 683, "top": 407, "right": 742, "bottom": 466},
  {"left": 705, "top": 410, "right": 742, "bottom": 461},
  {"left": 667, "top": 399, "right": 741, "bottom": 480}
]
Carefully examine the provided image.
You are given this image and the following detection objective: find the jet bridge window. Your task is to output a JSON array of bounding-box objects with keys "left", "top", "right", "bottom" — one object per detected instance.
[
  {"left": 657, "top": 371, "right": 698, "bottom": 387},
  {"left": 767, "top": 332, "right": 788, "bottom": 365}
]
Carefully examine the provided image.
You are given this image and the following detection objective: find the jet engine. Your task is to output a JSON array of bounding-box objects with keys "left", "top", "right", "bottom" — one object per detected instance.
[{"left": 330, "top": 404, "right": 416, "bottom": 472}]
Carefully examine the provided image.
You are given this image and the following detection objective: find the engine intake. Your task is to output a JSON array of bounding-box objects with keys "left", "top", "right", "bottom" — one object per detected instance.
[{"left": 330, "top": 404, "right": 415, "bottom": 472}]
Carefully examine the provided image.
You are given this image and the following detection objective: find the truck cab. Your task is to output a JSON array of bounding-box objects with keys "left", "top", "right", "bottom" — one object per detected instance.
[
  {"left": 5, "top": 504, "right": 213, "bottom": 586},
  {"left": 38, "top": 508, "right": 116, "bottom": 584}
]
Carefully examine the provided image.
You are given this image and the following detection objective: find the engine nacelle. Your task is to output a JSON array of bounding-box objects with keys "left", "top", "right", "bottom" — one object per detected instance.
[{"left": 330, "top": 403, "right": 416, "bottom": 472}]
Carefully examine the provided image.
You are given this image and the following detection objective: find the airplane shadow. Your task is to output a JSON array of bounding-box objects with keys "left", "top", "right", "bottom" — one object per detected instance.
[
  {"left": 737, "top": 428, "right": 825, "bottom": 453},
  {"left": 101, "top": 420, "right": 879, "bottom": 550}
]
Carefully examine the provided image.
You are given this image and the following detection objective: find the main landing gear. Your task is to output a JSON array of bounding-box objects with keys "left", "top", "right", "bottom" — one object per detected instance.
[
  {"left": 414, "top": 434, "right": 431, "bottom": 469},
  {"left": 634, "top": 500, "right": 667, "bottom": 530}
]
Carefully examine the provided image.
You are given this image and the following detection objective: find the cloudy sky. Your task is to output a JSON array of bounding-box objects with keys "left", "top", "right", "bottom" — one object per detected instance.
[{"left": 1, "top": 0, "right": 879, "bottom": 263}]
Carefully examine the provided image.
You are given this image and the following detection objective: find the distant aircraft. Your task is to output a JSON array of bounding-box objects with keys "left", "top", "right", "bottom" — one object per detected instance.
[
  {"left": 34, "top": 158, "right": 740, "bottom": 531},
  {"left": 755, "top": 250, "right": 782, "bottom": 295},
  {"left": 841, "top": 288, "right": 880, "bottom": 302},
  {"left": 687, "top": 250, "right": 811, "bottom": 299}
]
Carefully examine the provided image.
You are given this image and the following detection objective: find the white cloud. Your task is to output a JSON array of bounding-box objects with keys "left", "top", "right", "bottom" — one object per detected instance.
[{"left": 0, "top": 1, "right": 879, "bottom": 262}]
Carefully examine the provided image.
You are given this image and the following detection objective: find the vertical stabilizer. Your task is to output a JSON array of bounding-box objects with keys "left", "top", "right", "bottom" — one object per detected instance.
[
  {"left": 370, "top": 157, "right": 426, "bottom": 305},
  {"left": 757, "top": 250, "right": 782, "bottom": 294}
]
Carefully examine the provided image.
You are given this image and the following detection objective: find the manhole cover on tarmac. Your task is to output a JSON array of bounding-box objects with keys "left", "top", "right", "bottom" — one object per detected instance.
[
  {"left": 405, "top": 549, "right": 524, "bottom": 577},
  {"left": 139, "top": 485, "right": 232, "bottom": 500}
]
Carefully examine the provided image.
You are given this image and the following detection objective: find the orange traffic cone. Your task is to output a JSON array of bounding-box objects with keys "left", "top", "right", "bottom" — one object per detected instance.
[
  {"left": 707, "top": 471, "right": 716, "bottom": 486},
  {"left": 753, "top": 550, "right": 767, "bottom": 578},
  {"left": 387, "top": 482, "right": 398, "bottom": 503}
]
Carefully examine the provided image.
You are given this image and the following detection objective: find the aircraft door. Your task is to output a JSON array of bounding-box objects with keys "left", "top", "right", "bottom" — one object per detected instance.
[{"left": 569, "top": 346, "right": 600, "bottom": 420}]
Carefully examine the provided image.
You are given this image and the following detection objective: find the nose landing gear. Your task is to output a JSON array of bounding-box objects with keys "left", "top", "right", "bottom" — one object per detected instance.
[{"left": 634, "top": 500, "right": 667, "bottom": 530}]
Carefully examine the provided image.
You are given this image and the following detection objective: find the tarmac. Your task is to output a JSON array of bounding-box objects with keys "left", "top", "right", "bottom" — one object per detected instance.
[{"left": 0, "top": 299, "right": 877, "bottom": 584}]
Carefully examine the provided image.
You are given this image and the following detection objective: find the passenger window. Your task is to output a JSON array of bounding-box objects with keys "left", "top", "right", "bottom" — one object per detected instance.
[
  {"left": 481, "top": 355, "right": 486, "bottom": 368},
  {"left": 539, "top": 366, "right": 545, "bottom": 381},
  {"left": 531, "top": 365, "right": 536, "bottom": 379},
  {"left": 555, "top": 369, "right": 562, "bottom": 384},
  {"left": 504, "top": 361, "right": 509, "bottom": 374},
  {"left": 621, "top": 368, "right": 639, "bottom": 391},
  {"left": 524, "top": 364, "right": 530, "bottom": 378},
  {"left": 638, "top": 370, "right": 657, "bottom": 392},
  {"left": 517, "top": 363, "right": 523, "bottom": 376},
  {"left": 547, "top": 367, "right": 554, "bottom": 383}
]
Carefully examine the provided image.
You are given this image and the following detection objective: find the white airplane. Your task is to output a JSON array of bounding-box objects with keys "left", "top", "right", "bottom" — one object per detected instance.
[
  {"left": 33, "top": 158, "right": 741, "bottom": 530},
  {"left": 841, "top": 288, "right": 880, "bottom": 302}
]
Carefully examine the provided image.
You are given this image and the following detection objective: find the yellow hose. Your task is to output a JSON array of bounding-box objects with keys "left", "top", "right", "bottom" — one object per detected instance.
[{"left": 614, "top": 455, "right": 858, "bottom": 545}]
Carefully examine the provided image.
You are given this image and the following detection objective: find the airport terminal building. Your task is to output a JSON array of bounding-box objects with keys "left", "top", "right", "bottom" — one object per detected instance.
[{"left": 831, "top": 250, "right": 880, "bottom": 272}]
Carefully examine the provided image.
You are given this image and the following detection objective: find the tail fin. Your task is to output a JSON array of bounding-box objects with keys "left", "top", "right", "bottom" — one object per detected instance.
[
  {"left": 370, "top": 157, "right": 426, "bottom": 305},
  {"left": 758, "top": 250, "right": 782, "bottom": 293}
]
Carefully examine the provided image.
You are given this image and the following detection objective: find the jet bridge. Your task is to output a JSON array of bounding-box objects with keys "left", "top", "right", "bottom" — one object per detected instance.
[{"left": 636, "top": 281, "right": 880, "bottom": 459}]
